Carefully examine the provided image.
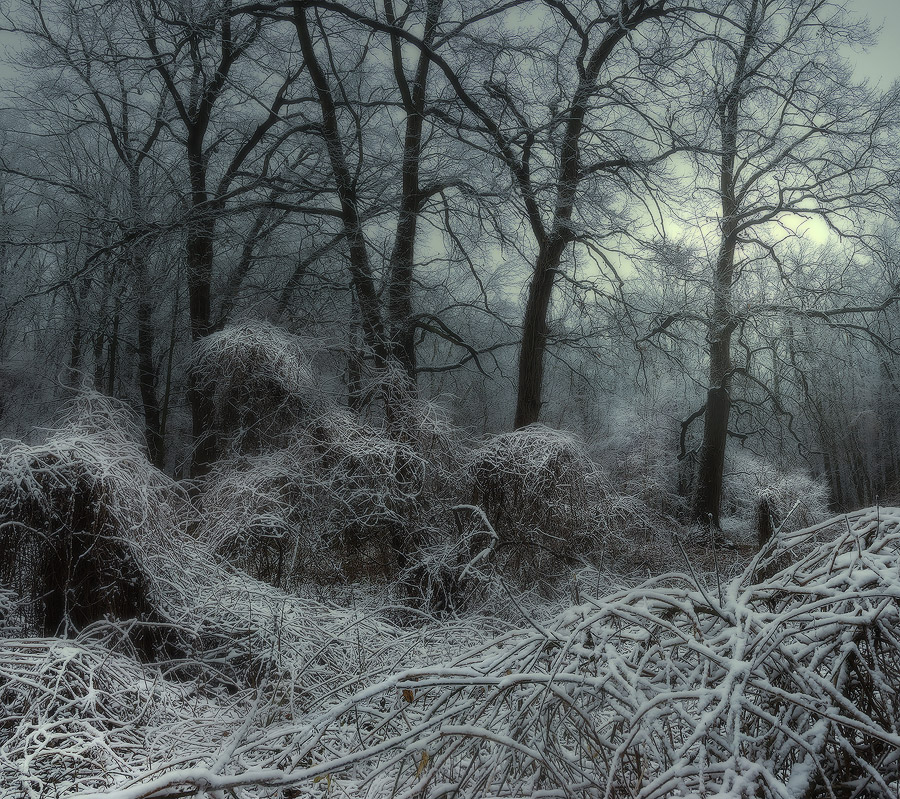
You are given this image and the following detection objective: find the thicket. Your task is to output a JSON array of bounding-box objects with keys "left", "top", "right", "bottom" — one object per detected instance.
[
  {"left": 3, "top": 495, "right": 899, "bottom": 797},
  {"left": 188, "top": 325, "right": 685, "bottom": 605},
  {"left": 3, "top": 334, "right": 887, "bottom": 797}
]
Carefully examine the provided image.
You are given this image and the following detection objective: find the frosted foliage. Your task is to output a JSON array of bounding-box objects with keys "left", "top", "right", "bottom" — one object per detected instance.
[
  {"left": 197, "top": 409, "right": 437, "bottom": 586},
  {"left": 602, "top": 404, "right": 685, "bottom": 520},
  {"left": 466, "top": 425, "right": 609, "bottom": 581},
  {"left": 190, "top": 322, "right": 317, "bottom": 453},
  {"left": 724, "top": 451, "right": 829, "bottom": 530},
  {"left": 45, "top": 508, "right": 900, "bottom": 798},
  {"left": 0, "top": 396, "right": 186, "bottom": 643}
]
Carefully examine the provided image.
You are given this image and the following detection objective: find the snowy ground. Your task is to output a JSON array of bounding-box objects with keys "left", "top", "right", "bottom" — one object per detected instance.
[{"left": 3, "top": 507, "right": 900, "bottom": 797}]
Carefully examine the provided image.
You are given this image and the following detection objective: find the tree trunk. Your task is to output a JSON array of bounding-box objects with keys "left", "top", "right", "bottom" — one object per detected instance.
[
  {"left": 509, "top": 10, "right": 652, "bottom": 429},
  {"left": 186, "top": 139, "right": 218, "bottom": 477},
  {"left": 66, "top": 272, "right": 94, "bottom": 384},
  {"left": 136, "top": 296, "right": 164, "bottom": 468},
  {"left": 106, "top": 303, "right": 120, "bottom": 397},
  {"left": 385, "top": 0, "right": 441, "bottom": 381},
  {"left": 690, "top": 0, "right": 757, "bottom": 526},
  {"left": 293, "top": 4, "right": 393, "bottom": 394},
  {"left": 386, "top": 161, "right": 420, "bottom": 377},
  {"left": 690, "top": 269, "right": 736, "bottom": 527},
  {"left": 756, "top": 494, "right": 775, "bottom": 550},
  {"left": 693, "top": 386, "right": 731, "bottom": 528},
  {"left": 514, "top": 239, "right": 565, "bottom": 428}
]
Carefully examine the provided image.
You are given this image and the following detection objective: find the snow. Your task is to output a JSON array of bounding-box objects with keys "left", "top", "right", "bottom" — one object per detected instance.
[{"left": 2, "top": 507, "right": 900, "bottom": 796}]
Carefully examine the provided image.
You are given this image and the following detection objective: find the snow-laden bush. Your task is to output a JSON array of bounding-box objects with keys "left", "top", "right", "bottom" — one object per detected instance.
[
  {"left": 723, "top": 451, "right": 829, "bottom": 536},
  {"left": 466, "top": 424, "right": 608, "bottom": 584},
  {"left": 0, "top": 395, "right": 186, "bottom": 655},
  {"left": 197, "top": 407, "right": 456, "bottom": 589},
  {"left": 104, "top": 508, "right": 900, "bottom": 799},
  {"left": 599, "top": 403, "right": 687, "bottom": 522},
  {"left": 190, "top": 321, "right": 319, "bottom": 455},
  {"left": 196, "top": 452, "right": 338, "bottom": 585}
]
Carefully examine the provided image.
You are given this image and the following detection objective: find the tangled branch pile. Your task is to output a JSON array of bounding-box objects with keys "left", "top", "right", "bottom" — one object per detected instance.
[
  {"left": 90, "top": 507, "right": 900, "bottom": 799},
  {"left": 0, "top": 397, "right": 183, "bottom": 655},
  {"left": 5, "top": 392, "right": 897, "bottom": 798},
  {"left": 190, "top": 322, "right": 318, "bottom": 454},
  {"left": 0, "top": 419, "right": 491, "bottom": 794}
]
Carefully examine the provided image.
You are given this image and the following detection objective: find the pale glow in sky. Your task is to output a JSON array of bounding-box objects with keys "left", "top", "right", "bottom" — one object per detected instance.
[{"left": 778, "top": 213, "right": 832, "bottom": 246}]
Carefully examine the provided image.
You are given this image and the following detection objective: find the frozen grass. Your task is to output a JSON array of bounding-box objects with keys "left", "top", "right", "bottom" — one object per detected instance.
[{"left": 3, "top": 508, "right": 899, "bottom": 797}]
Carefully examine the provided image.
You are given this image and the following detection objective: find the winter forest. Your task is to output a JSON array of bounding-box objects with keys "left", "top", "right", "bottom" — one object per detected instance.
[{"left": 2, "top": 0, "right": 900, "bottom": 795}]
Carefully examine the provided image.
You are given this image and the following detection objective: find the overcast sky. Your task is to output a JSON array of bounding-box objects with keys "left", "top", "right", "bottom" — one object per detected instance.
[
  {"left": 849, "top": 0, "right": 900, "bottom": 85},
  {"left": 0, "top": 3, "right": 897, "bottom": 98}
]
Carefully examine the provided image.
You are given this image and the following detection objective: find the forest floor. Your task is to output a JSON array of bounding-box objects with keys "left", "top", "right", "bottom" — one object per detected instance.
[{"left": 3, "top": 506, "right": 900, "bottom": 798}]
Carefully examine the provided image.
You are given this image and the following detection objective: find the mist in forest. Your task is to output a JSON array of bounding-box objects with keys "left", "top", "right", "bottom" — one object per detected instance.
[{"left": 1, "top": 1, "right": 900, "bottom": 796}]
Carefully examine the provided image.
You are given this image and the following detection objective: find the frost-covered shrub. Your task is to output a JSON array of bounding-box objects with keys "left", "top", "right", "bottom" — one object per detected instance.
[
  {"left": 190, "top": 321, "right": 318, "bottom": 455},
  {"left": 466, "top": 425, "right": 605, "bottom": 583},
  {"left": 198, "top": 408, "right": 453, "bottom": 587},
  {"left": 723, "top": 451, "right": 829, "bottom": 537},
  {"left": 598, "top": 403, "right": 687, "bottom": 521},
  {"left": 0, "top": 395, "right": 184, "bottom": 656},
  {"left": 196, "top": 452, "right": 338, "bottom": 586}
]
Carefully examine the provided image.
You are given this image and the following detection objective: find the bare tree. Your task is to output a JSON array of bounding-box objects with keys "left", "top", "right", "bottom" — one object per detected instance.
[
  {"left": 274, "top": 0, "right": 503, "bottom": 418},
  {"left": 656, "top": 0, "right": 898, "bottom": 526},
  {"left": 22, "top": 3, "right": 171, "bottom": 465},
  {"left": 130, "top": 0, "right": 316, "bottom": 475}
]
